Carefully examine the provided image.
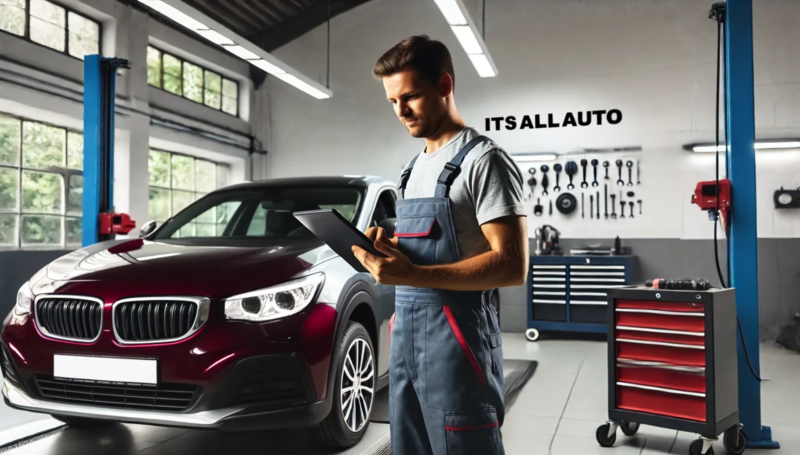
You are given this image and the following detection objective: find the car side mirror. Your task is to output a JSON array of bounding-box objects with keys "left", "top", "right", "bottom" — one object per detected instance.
[
  {"left": 378, "top": 218, "right": 397, "bottom": 237},
  {"left": 139, "top": 220, "right": 158, "bottom": 238}
]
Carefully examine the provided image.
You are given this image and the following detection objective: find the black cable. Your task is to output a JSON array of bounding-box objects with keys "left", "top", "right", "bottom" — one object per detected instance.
[
  {"left": 713, "top": 18, "right": 727, "bottom": 289},
  {"left": 482, "top": 0, "right": 486, "bottom": 39},
  {"left": 326, "top": 0, "right": 331, "bottom": 89}
]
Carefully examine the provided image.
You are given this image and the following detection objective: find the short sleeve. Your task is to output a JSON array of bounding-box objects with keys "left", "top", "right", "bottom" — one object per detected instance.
[{"left": 470, "top": 149, "right": 526, "bottom": 225}]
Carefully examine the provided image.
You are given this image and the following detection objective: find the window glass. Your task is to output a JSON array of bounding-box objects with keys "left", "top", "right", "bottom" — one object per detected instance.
[
  {"left": 29, "top": 0, "right": 66, "bottom": 52},
  {"left": 148, "top": 149, "right": 170, "bottom": 187},
  {"left": 221, "top": 79, "right": 238, "bottom": 115},
  {"left": 146, "top": 46, "right": 162, "bottom": 87},
  {"left": 67, "top": 175, "right": 82, "bottom": 214},
  {"left": 217, "top": 164, "right": 230, "bottom": 188},
  {"left": 0, "top": 116, "right": 20, "bottom": 166},
  {"left": 171, "top": 154, "right": 194, "bottom": 191},
  {"left": 0, "top": 215, "right": 17, "bottom": 246},
  {"left": 195, "top": 159, "right": 215, "bottom": 193},
  {"left": 204, "top": 71, "right": 221, "bottom": 110},
  {"left": 182, "top": 61, "right": 203, "bottom": 103},
  {"left": 148, "top": 187, "right": 170, "bottom": 222},
  {"left": 0, "top": 168, "right": 18, "bottom": 210},
  {"left": 0, "top": 0, "right": 26, "bottom": 36},
  {"left": 172, "top": 189, "right": 193, "bottom": 214},
  {"left": 65, "top": 217, "right": 81, "bottom": 246},
  {"left": 22, "top": 170, "right": 62, "bottom": 213},
  {"left": 67, "top": 132, "right": 82, "bottom": 170},
  {"left": 22, "top": 121, "right": 64, "bottom": 169},
  {"left": 67, "top": 12, "right": 99, "bottom": 59},
  {"left": 163, "top": 54, "right": 182, "bottom": 96},
  {"left": 21, "top": 215, "right": 61, "bottom": 245}
]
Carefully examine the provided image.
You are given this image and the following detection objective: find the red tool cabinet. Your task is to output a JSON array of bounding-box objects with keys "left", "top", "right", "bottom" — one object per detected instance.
[{"left": 597, "top": 287, "right": 745, "bottom": 455}]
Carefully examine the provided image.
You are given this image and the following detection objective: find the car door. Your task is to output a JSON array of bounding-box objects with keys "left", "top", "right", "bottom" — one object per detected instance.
[{"left": 367, "top": 188, "right": 397, "bottom": 376}]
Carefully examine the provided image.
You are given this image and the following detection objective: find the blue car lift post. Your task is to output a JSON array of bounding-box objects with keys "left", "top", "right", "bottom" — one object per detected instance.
[
  {"left": 82, "top": 55, "right": 129, "bottom": 247},
  {"left": 726, "top": 0, "right": 779, "bottom": 449}
]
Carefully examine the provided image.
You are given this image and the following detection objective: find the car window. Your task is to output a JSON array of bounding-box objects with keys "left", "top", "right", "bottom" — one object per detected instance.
[
  {"left": 155, "top": 186, "right": 365, "bottom": 240},
  {"left": 370, "top": 190, "right": 396, "bottom": 227}
]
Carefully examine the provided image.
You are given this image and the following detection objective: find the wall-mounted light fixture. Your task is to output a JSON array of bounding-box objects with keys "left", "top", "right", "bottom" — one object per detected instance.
[
  {"left": 432, "top": 0, "right": 498, "bottom": 78},
  {"left": 510, "top": 146, "right": 642, "bottom": 163},
  {"left": 682, "top": 139, "right": 800, "bottom": 153},
  {"left": 138, "top": 0, "right": 332, "bottom": 100}
]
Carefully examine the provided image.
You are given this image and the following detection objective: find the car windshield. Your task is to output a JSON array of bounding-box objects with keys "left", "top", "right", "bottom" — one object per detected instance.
[{"left": 153, "top": 185, "right": 365, "bottom": 240}]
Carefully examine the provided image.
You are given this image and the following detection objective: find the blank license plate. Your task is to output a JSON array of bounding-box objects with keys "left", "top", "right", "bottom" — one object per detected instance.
[{"left": 54, "top": 355, "right": 157, "bottom": 386}]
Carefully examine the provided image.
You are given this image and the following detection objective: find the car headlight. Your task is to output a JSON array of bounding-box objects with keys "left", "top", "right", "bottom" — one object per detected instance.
[
  {"left": 224, "top": 273, "right": 325, "bottom": 322},
  {"left": 15, "top": 282, "right": 33, "bottom": 316}
]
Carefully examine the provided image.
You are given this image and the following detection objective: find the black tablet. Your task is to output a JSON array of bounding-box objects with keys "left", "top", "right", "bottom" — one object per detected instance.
[{"left": 293, "top": 209, "right": 386, "bottom": 273}]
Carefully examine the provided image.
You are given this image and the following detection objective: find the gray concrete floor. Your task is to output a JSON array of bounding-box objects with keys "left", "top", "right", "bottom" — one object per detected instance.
[{"left": 2, "top": 335, "right": 798, "bottom": 454}]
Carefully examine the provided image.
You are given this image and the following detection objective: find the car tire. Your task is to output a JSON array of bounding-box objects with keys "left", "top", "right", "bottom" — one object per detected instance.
[
  {"left": 51, "top": 415, "right": 117, "bottom": 427},
  {"left": 310, "top": 321, "right": 375, "bottom": 449}
]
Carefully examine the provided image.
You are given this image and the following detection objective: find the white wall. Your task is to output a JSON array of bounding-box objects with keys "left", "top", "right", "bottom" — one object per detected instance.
[
  {"left": 0, "top": 0, "right": 266, "bottom": 238},
  {"left": 267, "top": 0, "right": 800, "bottom": 239}
]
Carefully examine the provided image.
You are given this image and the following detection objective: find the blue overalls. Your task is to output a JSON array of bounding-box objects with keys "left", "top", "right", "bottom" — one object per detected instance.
[{"left": 389, "top": 136, "right": 505, "bottom": 455}]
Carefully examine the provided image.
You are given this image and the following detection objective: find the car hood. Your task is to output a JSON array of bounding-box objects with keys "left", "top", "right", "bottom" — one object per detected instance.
[{"left": 31, "top": 238, "right": 339, "bottom": 300}]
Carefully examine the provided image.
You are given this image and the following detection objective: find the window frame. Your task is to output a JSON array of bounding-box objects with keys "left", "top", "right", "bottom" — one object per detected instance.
[
  {"left": 0, "top": 0, "right": 102, "bottom": 61},
  {"left": 146, "top": 45, "right": 240, "bottom": 117},
  {"left": 0, "top": 112, "right": 84, "bottom": 250}
]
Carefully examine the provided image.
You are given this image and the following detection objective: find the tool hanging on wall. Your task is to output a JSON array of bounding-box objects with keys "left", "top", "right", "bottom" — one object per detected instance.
[
  {"left": 580, "top": 159, "right": 589, "bottom": 188},
  {"left": 526, "top": 177, "right": 537, "bottom": 200},
  {"left": 591, "top": 159, "right": 599, "bottom": 187},
  {"left": 616, "top": 159, "right": 624, "bottom": 186},
  {"left": 581, "top": 193, "right": 585, "bottom": 219},
  {"left": 610, "top": 193, "right": 617, "bottom": 219},
  {"left": 636, "top": 161, "right": 641, "bottom": 185},
  {"left": 528, "top": 167, "right": 536, "bottom": 175},
  {"left": 565, "top": 161, "right": 578, "bottom": 190},
  {"left": 603, "top": 161, "right": 610, "bottom": 180},
  {"left": 774, "top": 187, "right": 800, "bottom": 209},
  {"left": 549, "top": 200, "right": 553, "bottom": 216},
  {"left": 626, "top": 160, "right": 634, "bottom": 186},
  {"left": 534, "top": 198, "right": 543, "bottom": 216},
  {"left": 541, "top": 166, "right": 550, "bottom": 196},
  {"left": 629, "top": 201, "right": 635, "bottom": 219},
  {"left": 604, "top": 184, "right": 609, "bottom": 219},
  {"left": 590, "top": 194, "right": 594, "bottom": 219},
  {"left": 620, "top": 191, "right": 626, "bottom": 219},
  {"left": 596, "top": 191, "right": 600, "bottom": 219},
  {"left": 556, "top": 193, "right": 577, "bottom": 214},
  {"left": 638, "top": 200, "right": 642, "bottom": 214},
  {"left": 626, "top": 191, "right": 635, "bottom": 198},
  {"left": 553, "top": 163, "right": 563, "bottom": 192}
]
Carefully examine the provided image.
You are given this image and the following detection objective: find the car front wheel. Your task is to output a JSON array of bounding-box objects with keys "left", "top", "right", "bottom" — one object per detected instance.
[{"left": 310, "top": 321, "right": 375, "bottom": 448}]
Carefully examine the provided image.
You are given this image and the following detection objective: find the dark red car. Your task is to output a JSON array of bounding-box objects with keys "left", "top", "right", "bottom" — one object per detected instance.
[{"left": 1, "top": 176, "right": 401, "bottom": 448}]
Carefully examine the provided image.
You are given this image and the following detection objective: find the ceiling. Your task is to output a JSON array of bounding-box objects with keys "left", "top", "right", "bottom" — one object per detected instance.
[{"left": 179, "top": 0, "right": 372, "bottom": 52}]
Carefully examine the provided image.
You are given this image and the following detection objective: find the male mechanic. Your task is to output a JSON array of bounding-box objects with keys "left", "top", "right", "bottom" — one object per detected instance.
[{"left": 352, "top": 35, "right": 528, "bottom": 455}]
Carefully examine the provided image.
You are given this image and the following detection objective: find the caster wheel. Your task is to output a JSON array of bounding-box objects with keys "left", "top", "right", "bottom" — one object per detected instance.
[
  {"left": 690, "top": 439, "right": 715, "bottom": 455},
  {"left": 596, "top": 424, "right": 616, "bottom": 448},
  {"left": 723, "top": 427, "right": 746, "bottom": 454},
  {"left": 621, "top": 421, "right": 640, "bottom": 436},
  {"left": 525, "top": 328, "right": 540, "bottom": 342}
]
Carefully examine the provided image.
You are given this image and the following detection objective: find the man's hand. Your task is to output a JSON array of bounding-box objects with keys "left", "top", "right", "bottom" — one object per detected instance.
[{"left": 352, "top": 235, "right": 416, "bottom": 285}]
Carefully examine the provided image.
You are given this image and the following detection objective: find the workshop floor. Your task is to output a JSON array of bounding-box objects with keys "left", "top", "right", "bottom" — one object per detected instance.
[
  {"left": 2, "top": 336, "right": 798, "bottom": 454},
  {"left": 501, "top": 334, "right": 800, "bottom": 454}
]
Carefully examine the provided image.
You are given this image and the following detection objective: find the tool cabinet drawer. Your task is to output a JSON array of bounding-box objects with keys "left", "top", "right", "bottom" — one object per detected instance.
[
  {"left": 616, "top": 382, "right": 706, "bottom": 422},
  {"left": 616, "top": 361, "right": 706, "bottom": 393},
  {"left": 616, "top": 299, "right": 704, "bottom": 313},
  {"left": 616, "top": 326, "right": 705, "bottom": 346},
  {"left": 616, "top": 338, "right": 706, "bottom": 366},
  {"left": 615, "top": 309, "right": 705, "bottom": 332}
]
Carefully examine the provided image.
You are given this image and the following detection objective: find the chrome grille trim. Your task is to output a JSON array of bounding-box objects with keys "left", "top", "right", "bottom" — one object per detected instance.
[
  {"left": 112, "top": 297, "right": 210, "bottom": 345},
  {"left": 34, "top": 295, "right": 104, "bottom": 343}
]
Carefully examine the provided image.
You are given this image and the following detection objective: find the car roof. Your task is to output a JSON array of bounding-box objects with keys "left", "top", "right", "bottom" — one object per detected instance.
[{"left": 219, "top": 175, "right": 392, "bottom": 191}]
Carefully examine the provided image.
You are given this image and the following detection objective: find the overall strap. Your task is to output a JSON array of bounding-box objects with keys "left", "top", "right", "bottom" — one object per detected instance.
[
  {"left": 433, "top": 135, "right": 492, "bottom": 198},
  {"left": 397, "top": 153, "right": 421, "bottom": 200}
]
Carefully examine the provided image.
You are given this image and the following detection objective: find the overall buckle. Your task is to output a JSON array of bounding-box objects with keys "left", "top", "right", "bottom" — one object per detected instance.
[{"left": 438, "top": 162, "right": 460, "bottom": 186}]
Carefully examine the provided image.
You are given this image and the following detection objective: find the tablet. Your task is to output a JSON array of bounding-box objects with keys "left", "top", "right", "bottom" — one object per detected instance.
[{"left": 293, "top": 209, "right": 386, "bottom": 273}]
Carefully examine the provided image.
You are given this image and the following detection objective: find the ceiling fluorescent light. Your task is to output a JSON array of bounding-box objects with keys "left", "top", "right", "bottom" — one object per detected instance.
[
  {"left": 468, "top": 54, "right": 496, "bottom": 78},
  {"left": 221, "top": 45, "right": 260, "bottom": 60},
  {"left": 433, "top": 0, "right": 467, "bottom": 25},
  {"left": 273, "top": 73, "right": 330, "bottom": 100},
  {"left": 251, "top": 59, "right": 286, "bottom": 74},
  {"left": 139, "top": 0, "right": 207, "bottom": 30},
  {"left": 684, "top": 139, "right": 800, "bottom": 153},
  {"left": 512, "top": 154, "right": 558, "bottom": 162},
  {"left": 755, "top": 141, "right": 800, "bottom": 150},
  {"left": 194, "top": 29, "right": 234, "bottom": 46},
  {"left": 451, "top": 25, "right": 483, "bottom": 55}
]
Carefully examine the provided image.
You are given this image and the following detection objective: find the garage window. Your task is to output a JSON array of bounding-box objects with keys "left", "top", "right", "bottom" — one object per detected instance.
[
  {"left": 148, "top": 149, "right": 231, "bottom": 231},
  {"left": 0, "top": 0, "right": 100, "bottom": 60},
  {"left": 146, "top": 46, "right": 239, "bottom": 117},
  {"left": 0, "top": 113, "right": 83, "bottom": 250}
]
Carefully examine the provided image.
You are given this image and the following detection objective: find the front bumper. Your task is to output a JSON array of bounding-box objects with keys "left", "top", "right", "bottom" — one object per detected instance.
[{"left": 2, "top": 378, "right": 333, "bottom": 431}]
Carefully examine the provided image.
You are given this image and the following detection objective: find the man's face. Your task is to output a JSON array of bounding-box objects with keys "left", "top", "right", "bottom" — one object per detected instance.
[{"left": 383, "top": 69, "right": 448, "bottom": 138}]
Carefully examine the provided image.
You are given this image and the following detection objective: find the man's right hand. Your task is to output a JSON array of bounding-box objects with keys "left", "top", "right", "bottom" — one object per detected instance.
[{"left": 365, "top": 226, "right": 399, "bottom": 249}]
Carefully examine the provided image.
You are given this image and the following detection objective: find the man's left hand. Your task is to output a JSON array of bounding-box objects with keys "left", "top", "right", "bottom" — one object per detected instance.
[{"left": 352, "top": 241, "right": 417, "bottom": 285}]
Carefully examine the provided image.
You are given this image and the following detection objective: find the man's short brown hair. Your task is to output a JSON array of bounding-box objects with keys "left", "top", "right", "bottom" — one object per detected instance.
[{"left": 373, "top": 35, "right": 455, "bottom": 90}]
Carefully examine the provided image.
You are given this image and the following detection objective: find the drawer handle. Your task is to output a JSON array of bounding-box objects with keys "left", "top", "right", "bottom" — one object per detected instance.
[
  {"left": 570, "top": 300, "right": 607, "bottom": 305},
  {"left": 533, "top": 284, "right": 566, "bottom": 289},
  {"left": 615, "top": 308, "right": 705, "bottom": 317},
  {"left": 570, "top": 265, "right": 625, "bottom": 270},
  {"left": 616, "top": 361, "right": 706, "bottom": 374},
  {"left": 617, "top": 381, "right": 706, "bottom": 398},
  {"left": 533, "top": 272, "right": 566, "bottom": 276},
  {"left": 533, "top": 299, "right": 566, "bottom": 304},
  {"left": 571, "top": 292, "right": 607, "bottom": 297},
  {"left": 532, "top": 278, "right": 566, "bottom": 282},
  {"left": 571, "top": 285, "right": 627, "bottom": 289},
  {"left": 532, "top": 265, "right": 566, "bottom": 269},
  {"left": 570, "top": 272, "right": 625, "bottom": 276},
  {"left": 571, "top": 278, "right": 626, "bottom": 282},
  {"left": 616, "top": 326, "right": 705, "bottom": 337},
  {"left": 617, "top": 338, "right": 705, "bottom": 350}
]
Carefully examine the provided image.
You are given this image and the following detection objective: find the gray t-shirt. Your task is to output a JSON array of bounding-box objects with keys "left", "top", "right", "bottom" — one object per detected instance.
[{"left": 401, "top": 127, "right": 525, "bottom": 260}]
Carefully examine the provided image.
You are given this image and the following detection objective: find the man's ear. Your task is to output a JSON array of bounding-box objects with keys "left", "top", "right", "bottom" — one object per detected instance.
[{"left": 439, "top": 73, "right": 454, "bottom": 98}]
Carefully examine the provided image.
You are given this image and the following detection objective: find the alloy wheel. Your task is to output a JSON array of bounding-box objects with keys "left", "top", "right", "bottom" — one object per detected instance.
[{"left": 340, "top": 337, "right": 374, "bottom": 433}]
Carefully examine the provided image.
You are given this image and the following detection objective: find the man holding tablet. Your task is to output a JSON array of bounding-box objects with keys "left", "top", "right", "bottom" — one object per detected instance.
[{"left": 352, "top": 36, "right": 528, "bottom": 455}]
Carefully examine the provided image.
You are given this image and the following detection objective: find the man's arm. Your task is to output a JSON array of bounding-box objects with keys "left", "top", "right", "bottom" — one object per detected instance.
[{"left": 353, "top": 215, "right": 528, "bottom": 290}]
